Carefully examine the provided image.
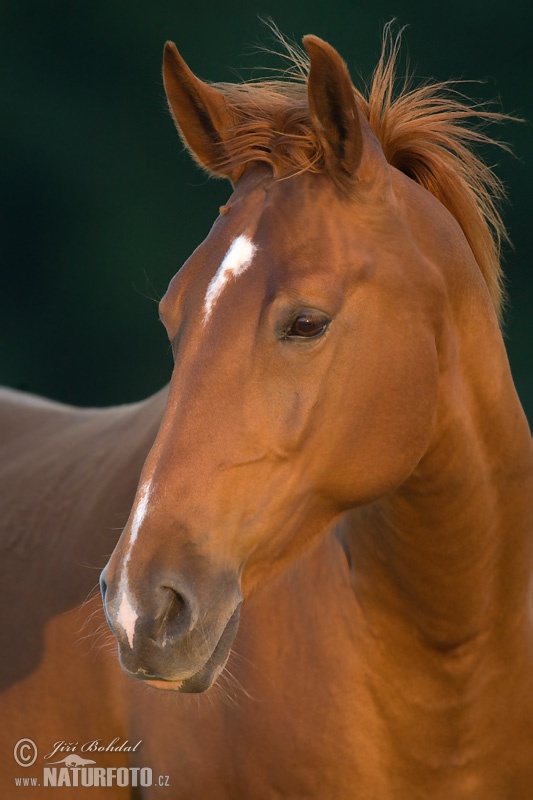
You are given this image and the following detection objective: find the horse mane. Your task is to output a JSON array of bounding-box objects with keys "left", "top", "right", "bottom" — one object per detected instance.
[{"left": 210, "top": 23, "right": 514, "bottom": 320}]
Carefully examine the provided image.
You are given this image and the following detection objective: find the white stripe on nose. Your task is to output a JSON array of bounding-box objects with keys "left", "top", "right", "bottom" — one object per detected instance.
[
  {"left": 203, "top": 235, "right": 257, "bottom": 321},
  {"left": 126, "top": 482, "right": 151, "bottom": 557},
  {"left": 115, "top": 481, "right": 152, "bottom": 648},
  {"left": 116, "top": 589, "right": 138, "bottom": 648}
]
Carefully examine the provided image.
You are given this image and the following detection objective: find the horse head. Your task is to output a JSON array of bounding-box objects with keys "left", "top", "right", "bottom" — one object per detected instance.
[{"left": 101, "top": 34, "right": 488, "bottom": 692}]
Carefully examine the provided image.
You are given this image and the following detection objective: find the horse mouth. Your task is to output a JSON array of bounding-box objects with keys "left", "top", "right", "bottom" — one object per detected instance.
[
  {"left": 130, "top": 603, "right": 241, "bottom": 694},
  {"left": 142, "top": 678, "right": 184, "bottom": 691}
]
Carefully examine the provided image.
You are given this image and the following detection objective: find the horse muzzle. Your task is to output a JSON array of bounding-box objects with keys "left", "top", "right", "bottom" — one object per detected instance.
[{"left": 100, "top": 567, "right": 242, "bottom": 693}]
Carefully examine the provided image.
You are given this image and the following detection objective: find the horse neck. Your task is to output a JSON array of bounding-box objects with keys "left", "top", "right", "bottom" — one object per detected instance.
[{"left": 340, "top": 294, "right": 533, "bottom": 671}]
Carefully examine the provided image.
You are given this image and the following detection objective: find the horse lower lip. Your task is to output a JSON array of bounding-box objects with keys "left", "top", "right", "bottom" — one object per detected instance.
[{"left": 143, "top": 678, "right": 183, "bottom": 691}]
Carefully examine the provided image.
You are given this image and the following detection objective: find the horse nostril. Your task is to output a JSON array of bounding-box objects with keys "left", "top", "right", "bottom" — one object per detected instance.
[
  {"left": 99, "top": 570, "right": 118, "bottom": 636},
  {"left": 161, "top": 585, "right": 187, "bottom": 622},
  {"left": 154, "top": 585, "right": 192, "bottom": 642},
  {"left": 99, "top": 571, "right": 108, "bottom": 601}
]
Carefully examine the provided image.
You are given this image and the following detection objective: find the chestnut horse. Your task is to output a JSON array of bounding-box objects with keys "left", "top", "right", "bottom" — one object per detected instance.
[{"left": 2, "top": 28, "right": 533, "bottom": 799}]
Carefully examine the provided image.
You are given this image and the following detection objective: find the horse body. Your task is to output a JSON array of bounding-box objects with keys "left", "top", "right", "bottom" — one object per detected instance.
[
  {"left": 0, "top": 389, "right": 163, "bottom": 797},
  {"left": 2, "top": 28, "right": 533, "bottom": 799}
]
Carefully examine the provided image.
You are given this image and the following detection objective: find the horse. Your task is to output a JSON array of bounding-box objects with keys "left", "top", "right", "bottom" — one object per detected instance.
[{"left": 2, "top": 26, "right": 532, "bottom": 799}]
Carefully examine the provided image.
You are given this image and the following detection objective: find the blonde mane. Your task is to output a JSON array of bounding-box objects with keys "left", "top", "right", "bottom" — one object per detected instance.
[{"left": 210, "top": 24, "right": 514, "bottom": 320}]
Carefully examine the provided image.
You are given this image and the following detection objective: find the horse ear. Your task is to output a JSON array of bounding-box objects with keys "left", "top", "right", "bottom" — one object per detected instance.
[
  {"left": 163, "top": 42, "right": 239, "bottom": 181},
  {"left": 302, "top": 35, "right": 382, "bottom": 182}
]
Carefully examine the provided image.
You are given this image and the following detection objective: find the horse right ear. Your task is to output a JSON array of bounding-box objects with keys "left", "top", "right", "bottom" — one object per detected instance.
[
  {"left": 163, "top": 42, "right": 240, "bottom": 182},
  {"left": 303, "top": 35, "right": 387, "bottom": 186}
]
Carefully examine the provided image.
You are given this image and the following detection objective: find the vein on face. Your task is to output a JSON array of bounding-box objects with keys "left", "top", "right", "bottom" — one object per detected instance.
[{"left": 203, "top": 235, "right": 257, "bottom": 322}]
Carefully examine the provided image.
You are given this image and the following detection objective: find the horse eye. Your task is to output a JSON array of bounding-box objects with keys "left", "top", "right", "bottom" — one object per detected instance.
[{"left": 284, "top": 312, "right": 330, "bottom": 340}]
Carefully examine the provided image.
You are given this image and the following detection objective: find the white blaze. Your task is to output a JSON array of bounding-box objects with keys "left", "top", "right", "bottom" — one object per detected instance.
[
  {"left": 126, "top": 482, "right": 151, "bottom": 557},
  {"left": 115, "top": 481, "right": 152, "bottom": 648},
  {"left": 203, "top": 235, "right": 257, "bottom": 321},
  {"left": 117, "top": 590, "right": 137, "bottom": 648}
]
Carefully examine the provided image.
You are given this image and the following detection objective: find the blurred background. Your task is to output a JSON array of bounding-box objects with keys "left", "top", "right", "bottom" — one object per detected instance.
[{"left": 1, "top": 1, "right": 531, "bottom": 420}]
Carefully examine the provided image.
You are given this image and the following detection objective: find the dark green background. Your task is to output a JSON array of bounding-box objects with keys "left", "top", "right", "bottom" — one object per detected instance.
[{"left": 1, "top": 2, "right": 531, "bottom": 420}]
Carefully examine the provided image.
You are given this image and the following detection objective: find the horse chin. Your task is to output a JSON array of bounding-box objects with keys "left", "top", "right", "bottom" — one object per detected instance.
[{"left": 141, "top": 653, "right": 229, "bottom": 694}]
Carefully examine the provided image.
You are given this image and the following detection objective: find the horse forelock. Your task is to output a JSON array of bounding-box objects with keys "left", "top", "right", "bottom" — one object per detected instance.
[{"left": 207, "top": 22, "right": 515, "bottom": 322}]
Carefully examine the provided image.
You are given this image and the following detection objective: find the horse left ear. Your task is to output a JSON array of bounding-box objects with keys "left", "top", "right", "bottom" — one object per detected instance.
[
  {"left": 163, "top": 42, "right": 241, "bottom": 182},
  {"left": 303, "top": 35, "right": 384, "bottom": 183}
]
